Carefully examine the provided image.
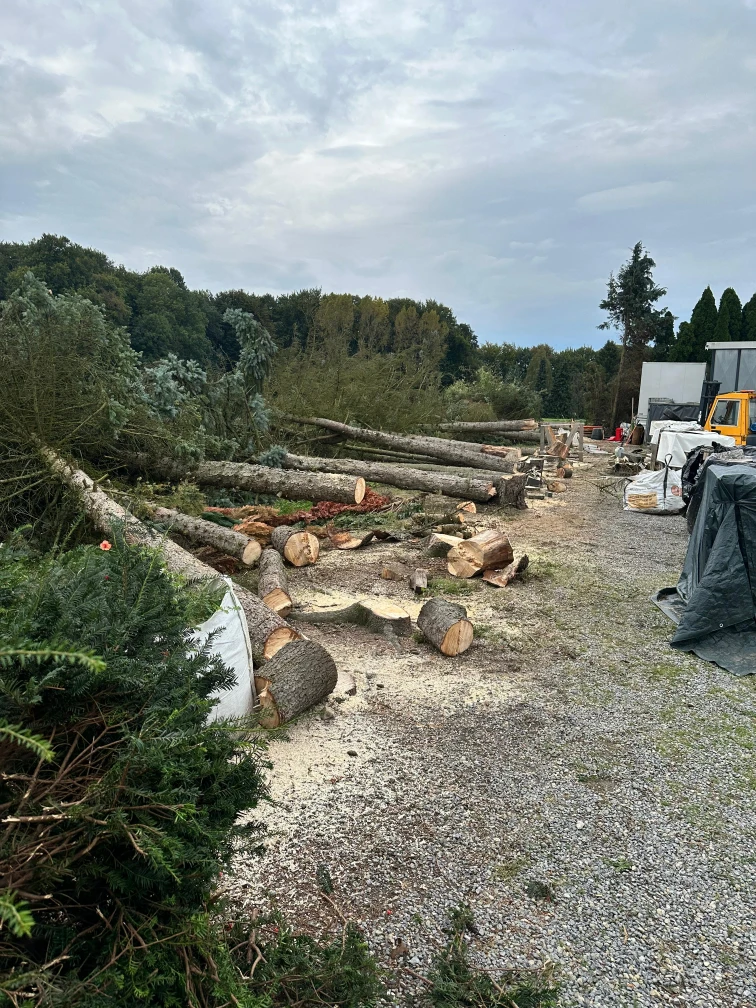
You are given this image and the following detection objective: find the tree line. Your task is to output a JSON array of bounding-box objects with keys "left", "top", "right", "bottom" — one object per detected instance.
[{"left": 4, "top": 233, "right": 751, "bottom": 429}]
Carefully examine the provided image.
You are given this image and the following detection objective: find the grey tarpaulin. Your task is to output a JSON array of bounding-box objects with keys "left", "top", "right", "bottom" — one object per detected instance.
[{"left": 654, "top": 463, "right": 756, "bottom": 675}]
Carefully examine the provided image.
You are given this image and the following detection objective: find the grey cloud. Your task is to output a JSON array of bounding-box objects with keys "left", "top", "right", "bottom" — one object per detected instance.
[{"left": 1, "top": 0, "right": 755, "bottom": 347}]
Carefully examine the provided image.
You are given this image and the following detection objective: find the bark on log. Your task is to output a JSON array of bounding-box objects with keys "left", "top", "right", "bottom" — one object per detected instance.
[
  {"left": 456, "top": 530, "right": 514, "bottom": 570},
  {"left": 436, "top": 419, "right": 538, "bottom": 432},
  {"left": 258, "top": 548, "right": 293, "bottom": 616},
  {"left": 482, "top": 555, "right": 529, "bottom": 588},
  {"left": 281, "top": 453, "right": 497, "bottom": 503},
  {"left": 280, "top": 416, "right": 518, "bottom": 473},
  {"left": 193, "top": 460, "right": 366, "bottom": 505},
  {"left": 151, "top": 506, "right": 262, "bottom": 565},
  {"left": 39, "top": 448, "right": 302, "bottom": 666},
  {"left": 292, "top": 599, "right": 412, "bottom": 637},
  {"left": 410, "top": 569, "right": 428, "bottom": 593},
  {"left": 422, "top": 533, "right": 464, "bottom": 557},
  {"left": 494, "top": 475, "right": 529, "bottom": 510},
  {"left": 417, "top": 598, "right": 473, "bottom": 656},
  {"left": 271, "top": 525, "right": 320, "bottom": 566},
  {"left": 255, "top": 640, "right": 337, "bottom": 728}
]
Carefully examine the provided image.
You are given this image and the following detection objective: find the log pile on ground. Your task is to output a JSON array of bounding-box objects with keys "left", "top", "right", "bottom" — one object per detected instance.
[{"left": 40, "top": 447, "right": 337, "bottom": 725}]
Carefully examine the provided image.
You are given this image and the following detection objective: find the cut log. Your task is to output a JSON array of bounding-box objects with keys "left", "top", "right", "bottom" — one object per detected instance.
[
  {"left": 417, "top": 598, "right": 473, "bottom": 656},
  {"left": 258, "top": 548, "right": 293, "bottom": 616},
  {"left": 280, "top": 416, "right": 518, "bottom": 473},
  {"left": 482, "top": 555, "right": 529, "bottom": 588},
  {"left": 381, "top": 561, "right": 412, "bottom": 581},
  {"left": 280, "top": 453, "right": 497, "bottom": 502},
  {"left": 327, "top": 529, "right": 395, "bottom": 550},
  {"left": 480, "top": 445, "right": 522, "bottom": 459},
  {"left": 39, "top": 447, "right": 306, "bottom": 667},
  {"left": 547, "top": 480, "right": 567, "bottom": 493},
  {"left": 255, "top": 640, "right": 337, "bottom": 728},
  {"left": 151, "top": 506, "right": 262, "bottom": 565},
  {"left": 271, "top": 525, "right": 320, "bottom": 566},
  {"left": 436, "top": 419, "right": 538, "bottom": 432},
  {"left": 548, "top": 441, "right": 570, "bottom": 460},
  {"left": 456, "top": 530, "right": 514, "bottom": 570},
  {"left": 427, "top": 523, "right": 474, "bottom": 538},
  {"left": 455, "top": 501, "right": 477, "bottom": 513},
  {"left": 410, "top": 569, "right": 428, "bottom": 593},
  {"left": 193, "top": 460, "right": 366, "bottom": 505},
  {"left": 494, "top": 474, "right": 529, "bottom": 510},
  {"left": 562, "top": 463, "right": 573, "bottom": 479},
  {"left": 411, "top": 510, "right": 465, "bottom": 527},
  {"left": 422, "top": 533, "right": 464, "bottom": 557},
  {"left": 292, "top": 599, "right": 412, "bottom": 637},
  {"left": 446, "top": 546, "right": 482, "bottom": 579}
]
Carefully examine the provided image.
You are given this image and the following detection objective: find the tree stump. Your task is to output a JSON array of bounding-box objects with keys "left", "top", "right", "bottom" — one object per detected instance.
[{"left": 292, "top": 599, "right": 412, "bottom": 637}]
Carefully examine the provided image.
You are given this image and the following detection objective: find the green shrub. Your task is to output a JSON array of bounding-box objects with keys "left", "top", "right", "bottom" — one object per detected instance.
[
  {"left": 0, "top": 534, "right": 268, "bottom": 1007},
  {"left": 445, "top": 368, "right": 541, "bottom": 422}
]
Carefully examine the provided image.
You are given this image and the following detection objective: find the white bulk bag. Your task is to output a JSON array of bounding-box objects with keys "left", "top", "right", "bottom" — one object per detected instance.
[{"left": 624, "top": 460, "right": 684, "bottom": 514}]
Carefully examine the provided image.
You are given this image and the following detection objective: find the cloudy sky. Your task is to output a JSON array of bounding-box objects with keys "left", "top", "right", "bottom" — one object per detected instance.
[{"left": 2, "top": 0, "right": 755, "bottom": 347}]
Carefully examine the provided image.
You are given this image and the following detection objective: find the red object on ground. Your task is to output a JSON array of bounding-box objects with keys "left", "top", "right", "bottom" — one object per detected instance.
[{"left": 276, "top": 488, "right": 392, "bottom": 524}]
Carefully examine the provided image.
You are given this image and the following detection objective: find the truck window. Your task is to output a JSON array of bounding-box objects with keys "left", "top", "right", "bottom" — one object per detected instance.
[{"left": 711, "top": 399, "right": 740, "bottom": 426}]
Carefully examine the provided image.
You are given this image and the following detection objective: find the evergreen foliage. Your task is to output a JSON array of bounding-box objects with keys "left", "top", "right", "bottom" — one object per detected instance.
[
  {"left": 670, "top": 286, "right": 718, "bottom": 362},
  {"left": 713, "top": 287, "right": 742, "bottom": 343},
  {"left": 742, "top": 293, "right": 756, "bottom": 341},
  {"left": 0, "top": 533, "right": 268, "bottom": 1007}
]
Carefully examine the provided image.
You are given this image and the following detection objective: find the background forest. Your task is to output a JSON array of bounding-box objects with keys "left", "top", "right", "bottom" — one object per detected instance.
[{"left": 2, "top": 234, "right": 754, "bottom": 432}]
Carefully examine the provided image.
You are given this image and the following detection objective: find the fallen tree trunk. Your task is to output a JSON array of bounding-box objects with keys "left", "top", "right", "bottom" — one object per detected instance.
[
  {"left": 436, "top": 419, "right": 538, "bottom": 432},
  {"left": 280, "top": 415, "right": 518, "bottom": 473},
  {"left": 417, "top": 598, "right": 473, "bottom": 656},
  {"left": 193, "top": 461, "right": 366, "bottom": 505},
  {"left": 292, "top": 599, "right": 412, "bottom": 637},
  {"left": 281, "top": 453, "right": 497, "bottom": 503},
  {"left": 270, "top": 525, "right": 320, "bottom": 566},
  {"left": 39, "top": 450, "right": 341, "bottom": 725},
  {"left": 255, "top": 640, "right": 337, "bottom": 728},
  {"left": 258, "top": 548, "right": 293, "bottom": 616},
  {"left": 151, "top": 506, "right": 262, "bottom": 566}
]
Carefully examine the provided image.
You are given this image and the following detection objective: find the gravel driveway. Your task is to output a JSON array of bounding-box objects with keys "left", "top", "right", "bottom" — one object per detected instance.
[{"left": 231, "top": 465, "right": 756, "bottom": 1007}]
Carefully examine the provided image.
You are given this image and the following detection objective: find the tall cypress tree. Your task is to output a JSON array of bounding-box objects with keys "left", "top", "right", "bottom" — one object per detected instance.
[
  {"left": 652, "top": 310, "right": 677, "bottom": 360},
  {"left": 714, "top": 287, "right": 742, "bottom": 342},
  {"left": 741, "top": 293, "right": 756, "bottom": 341},
  {"left": 670, "top": 286, "right": 718, "bottom": 362}
]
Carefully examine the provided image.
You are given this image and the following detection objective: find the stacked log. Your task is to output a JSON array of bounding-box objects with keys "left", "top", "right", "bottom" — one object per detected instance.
[
  {"left": 281, "top": 453, "right": 497, "bottom": 502},
  {"left": 40, "top": 448, "right": 337, "bottom": 725}
]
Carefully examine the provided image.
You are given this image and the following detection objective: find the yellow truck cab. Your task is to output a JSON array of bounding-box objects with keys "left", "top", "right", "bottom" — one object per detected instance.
[{"left": 704, "top": 391, "right": 756, "bottom": 446}]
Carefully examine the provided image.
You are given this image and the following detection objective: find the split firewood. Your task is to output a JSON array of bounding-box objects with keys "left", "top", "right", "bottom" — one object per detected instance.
[
  {"left": 255, "top": 640, "right": 337, "bottom": 728},
  {"left": 151, "top": 506, "right": 262, "bottom": 566},
  {"left": 271, "top": 525, "right": 320, "bottom": 566},
  {"left": 258, "top": 548, "right": 293, "bottom": 616},
  {"left": 548, "top": 441, "right": 570, "bottom": 460},
  {"left": 327, "top": 529, "right": 394, "bottom": 550},
  {"left": 422, "top": 532, "right": 464, "bottom": 557},
  {"left": 455, "top": 530, "right": 514, "bottom": 570},
  {"left": 381, "top": 561, "right": 412, "bottom": 581},
  {"left": 409, "top": 569, "right": 428, "bottom": 593},
  {"left": 554, "top": 467, "right": 566, "bottom": 479},
  {"left": 480, "top": 445, "right": 521, "bottom": 459},
  {"left": 482, "top": 555, "right": 529, "bottom": 588},
  {"left": 417, "top": 597, "right": 474, "bottom": 656},
  {"left": 232, "top": 519, "right": 275, "bottom": 545},
  {"left": 455, "top": 501, "right": 477, "bottom": 514},
  {"left": 547, "top": 480, "right": 567, "bottom": 493},
  {"left": 292, "top": 598, "right": 412, "bottom": 637},
  {"left": 281, "top": 453, "right": 497, "bottom": 502},
  {"left": 446, "top": 546, "right": 482, "bottom": 579}
]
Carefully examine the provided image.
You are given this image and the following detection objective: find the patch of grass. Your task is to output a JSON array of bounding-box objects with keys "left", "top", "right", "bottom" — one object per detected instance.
[
  {"left": 274, "top": 498, "right": 314, "bottom": 515},
  {"left": 427, "top": 576, "right": 482, "bottom": 597},
  {"left": 426, "top": 904, "right": 558, "bottom": 1007},
  {"left": 605, "top": 857, "right": 634, "bottom": 873},
  {"left": 648, "top": 662, "right": 686, "bottom": 681},
  {"left": 492, "top": 857, "right": 529, "bottom": 882}
]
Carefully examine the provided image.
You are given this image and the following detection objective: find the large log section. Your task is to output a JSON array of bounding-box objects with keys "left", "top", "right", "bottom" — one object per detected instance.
[
  {"left": 281, "top": 453, "right": 496, "bottom": 503},
  {"left": 191, "top": 461, "right": 365, "bottom": 505},
  {"left": 280, "top": 416, "right": 518, "bottom": 474},
  {"left": 151, "top": 506, "right": 262, "bottom": 565},
  {"left": 40, "top": 449, "right": 337, "bottom": 725}
]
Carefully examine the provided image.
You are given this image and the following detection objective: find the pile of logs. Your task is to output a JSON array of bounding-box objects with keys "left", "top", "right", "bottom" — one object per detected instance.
[{"left": 423, "top": 527, "right": 529, "bottom": 588}]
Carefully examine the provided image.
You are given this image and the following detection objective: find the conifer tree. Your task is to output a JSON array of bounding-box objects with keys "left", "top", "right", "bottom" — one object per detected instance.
[
  {"left": 714, "top": 287, "right": 742, "bottom": 342},
  {"left": 652, "top": 310, "right": 677, "bottom": 360},
  {"left": 741, "top": 293, "right": 756, "bottom": 341},
  {"left": 670, "top": 286, "right": 718, "bottom": 362}
]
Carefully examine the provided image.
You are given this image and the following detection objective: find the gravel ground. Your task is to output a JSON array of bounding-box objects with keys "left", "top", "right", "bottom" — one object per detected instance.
[{"left": 230, "top": 463, "right": 756, "bottom": 1007}]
